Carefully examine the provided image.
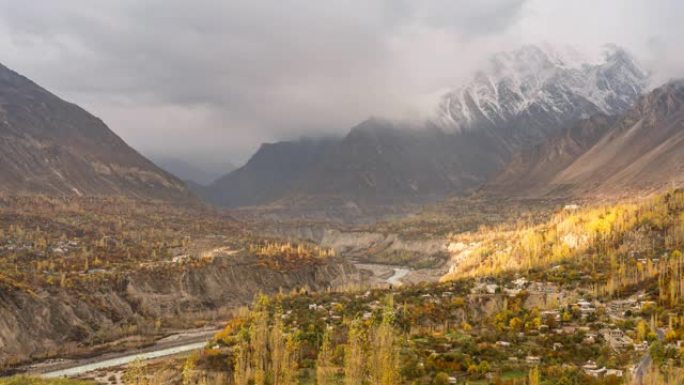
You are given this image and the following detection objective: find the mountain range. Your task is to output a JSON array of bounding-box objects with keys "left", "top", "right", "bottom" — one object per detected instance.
[
  {"left": 0, "top": 62, "right": 192, "bottom": 201},
  {"left": 3, "top": 44, "right": 682, "bottom": 212},
  {"left": 198, "top": 45, "right": 650, "bottom": 209}
]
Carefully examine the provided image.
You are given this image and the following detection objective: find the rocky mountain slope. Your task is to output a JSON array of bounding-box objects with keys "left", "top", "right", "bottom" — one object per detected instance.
[
  {"left": 0, "top": 63, "right": 192, "bottom": 201},
  {"left": 201, "top": 45, "right": 648, "bottom": 211},
  {"left": 485, "top": 80, "right": 684, "bottom": 197}
]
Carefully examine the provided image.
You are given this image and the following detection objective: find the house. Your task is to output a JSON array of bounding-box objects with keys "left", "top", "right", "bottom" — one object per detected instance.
[
  {"left": 583, "top": 334, "right": 596, "bottom": 345},
  {"left": 606, "top": 369, "right": 623, "bottom": 377},
  {"left": 512, "top": 277, "right": 528, "bottom": 288},
  {"left": 634, "top": 341, "right": 648, "bottom": 352},
  {"left": 529, "top": 281, "right": 558, "bottom": 294},
  {"left": 172, "top": 254, "right": 191, "bottom": 263},
  {"left": 602, "top": 328, "right": 633, "bottom": 350},
  {"left": 583, "top": 361, "right": 598, "bottom": 371},
  {"left": 582, "top": 361, "right": 607, "bottom": 377},
  {"left": 504, "top": 288, "right": 521, "bottom": 297},
  {"left": 586, "top": 367, "right": 607, "bottom": 378},
  {"left": 577, "top": 300, "right": 596, "bottom": 318},
  {"left": 496, "top": 341, "right": 511, "bottom": 347},
  {"left": 526, "top": 356, "right": 541, "bottom": 365},
  {"left": 471, "top": 280, "right": 499, "bottom": 294},
  {"left": 541, "top": 310, "right": 561, "bottom": 322},
  {"left": 608, "top": 299, "right": 638, "bottom": 315}
]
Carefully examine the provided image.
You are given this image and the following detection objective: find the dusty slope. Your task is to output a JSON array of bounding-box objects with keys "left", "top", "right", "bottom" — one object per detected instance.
[
  {"left": 551, "top": 81, "right": 684, "bottom": 195},
  {"left": 0, "top": 63, "right": 192, "bottom": 201},
  {"left": 484, "top": 114, "right": 617, "bottom": 196},
  {"left": 484, "top": 80, "right": 684, "bottom": 198}
]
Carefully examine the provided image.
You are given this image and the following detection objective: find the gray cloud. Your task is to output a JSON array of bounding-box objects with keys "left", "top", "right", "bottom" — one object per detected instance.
[{"left": 0, "top": 0, "right": 681, "bottom": 170}]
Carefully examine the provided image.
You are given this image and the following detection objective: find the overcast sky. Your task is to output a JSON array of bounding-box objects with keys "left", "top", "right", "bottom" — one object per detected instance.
[{"left": 0, "top": 0, "right": 683, "bottom": 171}]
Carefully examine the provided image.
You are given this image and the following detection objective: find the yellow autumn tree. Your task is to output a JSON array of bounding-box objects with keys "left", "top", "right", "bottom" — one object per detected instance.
[
  {"left": 316, "top": 327, "right": 337, "bottom": 385},
  {"left": 368, "top": 297, "right": 401, "bottom": 385},
  {"left": 343, "top": 319, "right": 365, "bottom": 385}
]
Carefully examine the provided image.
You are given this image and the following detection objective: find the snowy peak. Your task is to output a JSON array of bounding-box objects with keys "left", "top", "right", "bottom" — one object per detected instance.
[{"left": 435, "top": 45, "right": 649, "bottom": 142}]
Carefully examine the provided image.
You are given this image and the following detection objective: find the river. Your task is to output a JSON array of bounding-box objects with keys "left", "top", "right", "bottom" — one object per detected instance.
[
  {"left": 41, "top": 342, "right": 206, "bottom": 378},
  {"left": 387, "top": 267, "right": 410, "bottom": 285}
]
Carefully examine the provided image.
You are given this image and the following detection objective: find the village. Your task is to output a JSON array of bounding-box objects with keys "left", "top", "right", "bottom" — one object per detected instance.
[{"left": 192, "top": 263, "right": 684, "bottom": 385}]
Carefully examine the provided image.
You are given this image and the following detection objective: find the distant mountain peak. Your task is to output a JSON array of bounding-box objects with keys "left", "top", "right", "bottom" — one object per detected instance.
[{"left": 435, "top": 44, "right": 649, "bottom": 140}]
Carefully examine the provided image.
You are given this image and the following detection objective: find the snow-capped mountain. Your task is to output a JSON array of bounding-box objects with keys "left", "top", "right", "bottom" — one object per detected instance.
[
  {"left": 201, "top": 45, "right": 651, "bottom": 214},
  {"left": 435, "top": 45, "right": 649, "bottom": 145}
]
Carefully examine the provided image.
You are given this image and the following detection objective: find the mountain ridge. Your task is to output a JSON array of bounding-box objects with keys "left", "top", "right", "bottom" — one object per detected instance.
[
  {"left": 484, "top": 80, "right": 684, "bottom": 198},
  {"left": 0, "top": 62, "right": 194, "bottom": 201}
]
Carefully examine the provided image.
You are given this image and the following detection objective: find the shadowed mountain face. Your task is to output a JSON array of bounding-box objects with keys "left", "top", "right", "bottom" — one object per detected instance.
[
  {"left": 199, "top": 137, "right": 338, "bottom": 207},
  {"left": 486, "top": 80, "right": 684, "bottom": 198},
  {"left": 197, "top": 119, "right": 509, "bottom": 209},
  {"left": 0, "top": 63, "right": 193, "bottom": 201},
  {"left": 200, "top": 45, "right": 648, "bottom": 210}
]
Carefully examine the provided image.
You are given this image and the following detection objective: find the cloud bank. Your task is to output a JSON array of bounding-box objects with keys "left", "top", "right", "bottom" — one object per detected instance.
[{"left": 0, "top": 0, "right": 682, "bottom": 169}]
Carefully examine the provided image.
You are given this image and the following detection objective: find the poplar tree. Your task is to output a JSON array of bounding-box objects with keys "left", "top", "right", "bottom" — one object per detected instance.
[
  {"left": 369, "top": 297, "right": 401, "bottom": 385},
  {"left": 282, "top": 333, "right": 300, "bottom": 385},
  {"left": 271, "top": 309, "right": 286, "bottom": 385},
  {"left": 233, "top": 329, "right": 251, "bottom": 385},
  {"left": 528, "top": 366, "right": 540, "bottom": 385},
  {"left": 343, "top": 319, "right": 365, "bottom": 385},
  {"left": 316, "top": 327, "right": 337, "bottom": 385},
  {"left": 250, "top": 294, "right": 270, "bottom": 385}
]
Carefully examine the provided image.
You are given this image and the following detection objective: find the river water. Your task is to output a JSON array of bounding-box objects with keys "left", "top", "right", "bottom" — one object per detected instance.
[
  {"left": 387, "top": 267, "right": 410, "bottom": 285},
  {"left": 41, "top": 341, "right": 207, "bottom": 378}
]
